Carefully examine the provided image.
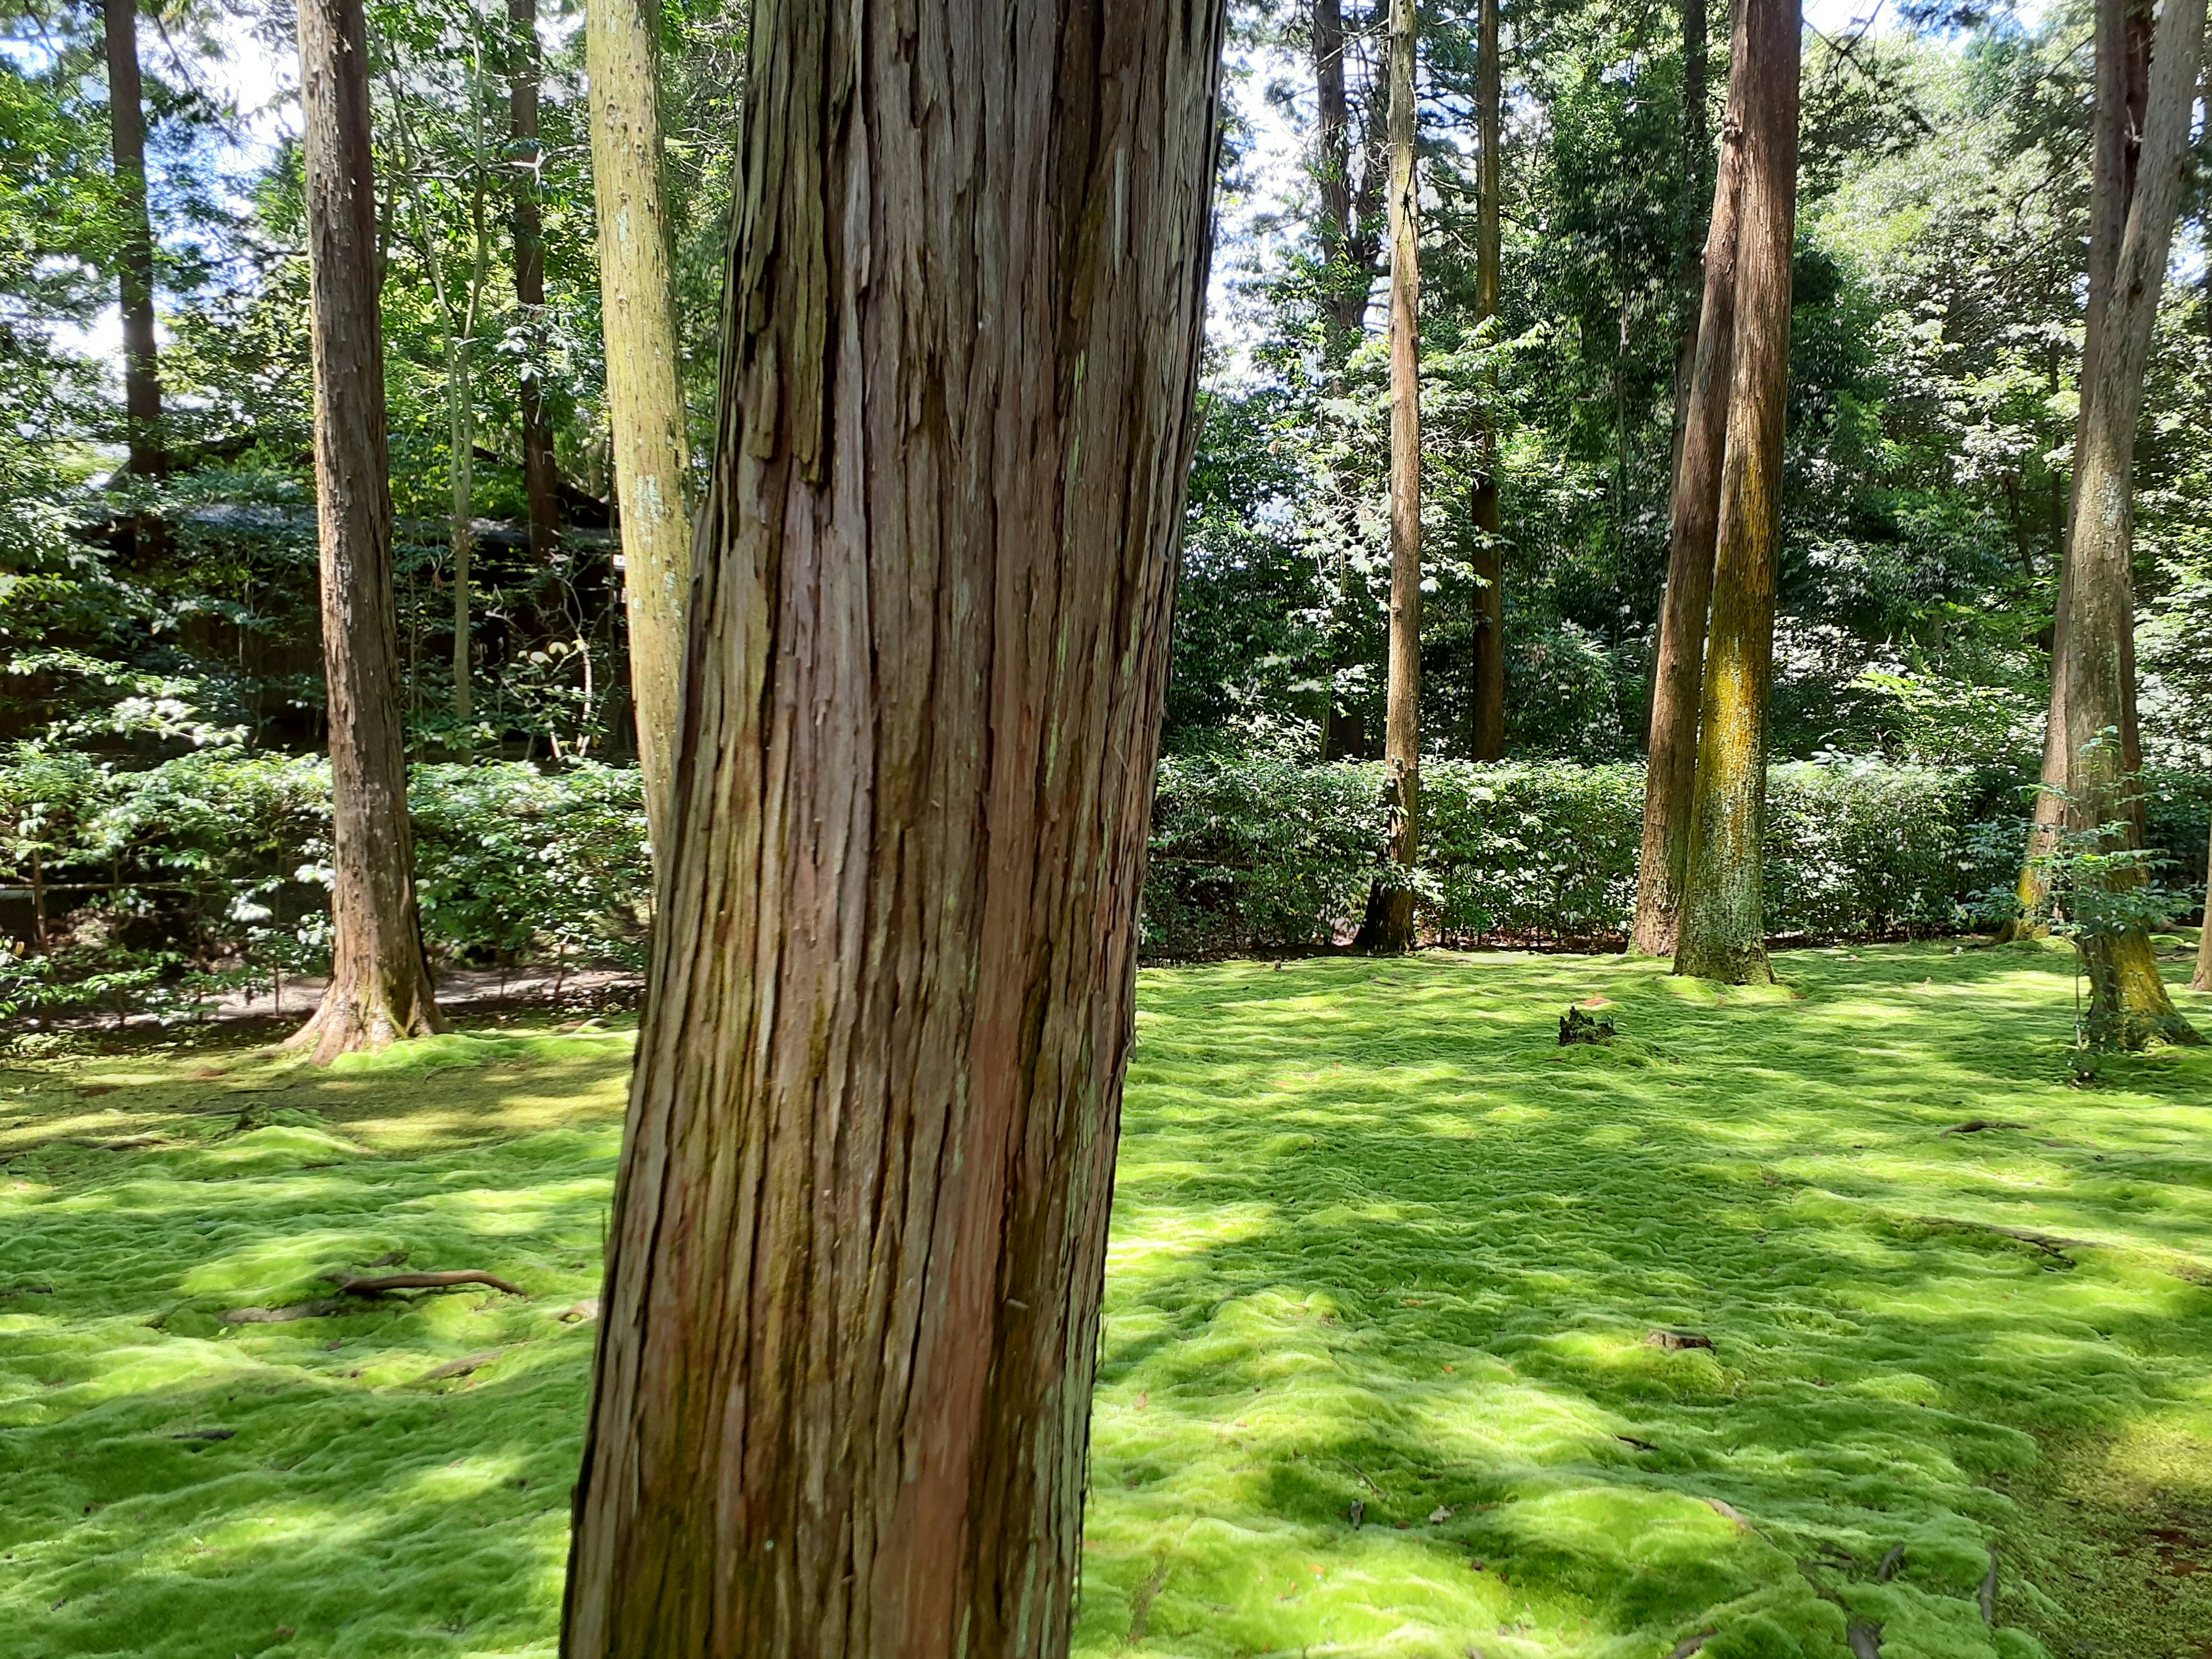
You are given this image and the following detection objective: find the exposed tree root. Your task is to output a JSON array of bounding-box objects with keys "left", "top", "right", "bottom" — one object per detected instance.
[
  {"left": 1664, "top": 1633, "right": 1714, "bottom": 1658},
  {"left": 1979, "top": 1548, "right": 1997, "bottom": 1624},
  {"left": 1846, "top": 1619, "right": 1883, "bottom": 1657},
  {"left": 1915, "top": 1215, "right": 2091, "bottom": 1263},
  {"left": 1876, "top": 1544, "right": 1904, "bottom": 1581},
  {"left": 1941, "top": 1119, "right": 2027, "bottom": 1137},
  {"left": 328, "top": 1270, "right": 523, "bottom": 1297}
]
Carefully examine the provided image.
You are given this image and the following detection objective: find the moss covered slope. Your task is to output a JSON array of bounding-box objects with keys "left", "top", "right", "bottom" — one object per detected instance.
[{"left": 1, "top": 946, "right": 2209, "bottom": 1657}]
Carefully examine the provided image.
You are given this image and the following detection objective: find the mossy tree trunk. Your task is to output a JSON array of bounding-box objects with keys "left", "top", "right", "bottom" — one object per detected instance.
[
  {"left": 290, "top": 0, "right": 446, "bottom": 1063},
  {"left": 1366, "top": 0, "right": 1422, "bottom": 953},
  {"left": 556, "top": 2, "right": 1224, "bottom": 1654},
  {"left": 1468, "top": 0, "right": 1505, "bottom": 762},
  {"left": 2006, "top": 0, "right": 2153, "bottom": 942},
  {"left": 587, "top": 0, "right": 691, "bottom": 856},
  {"left": 2058, "top": 0, "right": 2203, "bottom": 1049},
  {"left": 101, "top": 0, "right": 165, "bottom": 536},
  {"left": 1633, "top": 0, "right": 1745, "bottom": 960},
  {"left": 1672, "top": 0, "right": 1795, "bottom": 986},
  {"left": 510, "top": 0, "right": 560, "bottom": 565}
]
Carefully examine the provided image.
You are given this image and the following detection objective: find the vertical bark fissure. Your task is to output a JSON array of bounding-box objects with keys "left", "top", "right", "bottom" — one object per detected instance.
[
  {"left": 2056, "top": 0, "right": 2204, "bottom": 1048},
  {"left": 1672, "top": 0, "right": 1797, "bottom": 986},
  {"left": 1631, "top": 0, "right": 1747, "bottom": 959},
  {"left": 511, "top": 0, "right": 561, "bottom": 564},
  {"left": 288, "top": 0, "right": 446, "bottom": 1063},
  {"left": 102, "top": 0, "right": 165, "bottom": 486},
  {"left": 559, "top": 2, "right": 1225, "bottom": 1653},
  {"left": 589, "top": 0, "right": 693, "bottom": 855},
  {"left": 1468, "top": 0, "right": 1505, "bottom": 760}
]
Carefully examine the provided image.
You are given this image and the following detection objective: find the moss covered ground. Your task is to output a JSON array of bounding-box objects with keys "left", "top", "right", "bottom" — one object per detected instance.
[{"left": 3, "top": 942, "right": 2211, "bottom": 1657}]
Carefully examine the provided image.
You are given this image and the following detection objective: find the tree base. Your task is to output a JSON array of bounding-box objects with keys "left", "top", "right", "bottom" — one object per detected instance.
[
  {"left": 1627, "top": 913, "right": 1679, "bottom": 958},
  {"left": 287, "top": 978, "right": 446, "bottom": 1065},
  {"left": 1673, "top": 939, "right": 1775, "bottom": 987},
  {"left": 1351, "top": 882, "right": 1416, "bottom": 955}
]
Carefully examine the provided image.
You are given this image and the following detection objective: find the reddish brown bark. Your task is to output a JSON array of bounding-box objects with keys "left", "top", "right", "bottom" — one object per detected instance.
[
  {"left": 510, "top": 0, "right": 560, "bottom": 563},
  {"left": 101, "top": 0, "right": 164, "bottom": 484},
  {"left": 1468, "top": 0, "right": 1505, "bottom": 762},
  {"left": 1632, "top": 0, "right": 1746, "bottom": 960},
  {"left": 1672, "top": 0, "right": 1796, "bottom": 986},
  {"left": 288, "top": 0, "right": 445, "bottom": 1063},
  {"left": 558, "top": 3, "right": 1225, "bottom": 1654},
  {"left": 1313, "top": 0, "right": 1384, "bottom": 343}
]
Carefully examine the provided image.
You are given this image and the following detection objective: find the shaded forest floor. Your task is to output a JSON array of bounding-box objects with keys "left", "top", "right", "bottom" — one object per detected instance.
[{"left": 2, "top": 941, "right": 2211, "bottom": 1657}]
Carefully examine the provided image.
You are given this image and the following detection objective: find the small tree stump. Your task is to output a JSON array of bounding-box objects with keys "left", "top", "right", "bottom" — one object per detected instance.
[{"left": 1559, "top": 1006, "right": 1618, "bottom": 1046}]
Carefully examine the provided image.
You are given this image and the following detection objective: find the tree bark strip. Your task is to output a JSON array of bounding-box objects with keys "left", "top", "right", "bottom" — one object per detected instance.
[
  {"left": 587, "top": 0, "right": 691, "bottom": 854},
  {"left": 2058, "top": 0, "right": 2203, "bottom": 1047},
  {"left": 289, "top": 0, "right": 445, "bottom": 1062},
  {"left": 1313, "top": 0, "right": 1382, "bottom": 344},
  {"left": 101, "top": 0, "right": 164, "bottom": 484},
  {"left": 510, "top": 0, "right": 560, "bottom": 563},
  {"left": 558, "top": 2, "right": 1225, "bottom": 1653},
  {"left": 1372, "top": 0, "right": 1422, "bottom": 949},
  {"left": 2194, "top": 812, "right": 2212, "bottom": 992},
  {"left": 1468, "top": 0, "right": 1505, "bottom": 761},
  {"left": 1673, "top": 0, "right": 1796, "bottom": 986},
  {"left": 1633, "top": 0, "right": 1747, "bottom": 959}
]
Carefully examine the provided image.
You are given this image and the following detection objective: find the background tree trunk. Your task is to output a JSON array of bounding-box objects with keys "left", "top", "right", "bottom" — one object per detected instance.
[
  {"left": 557, "top": 3, "right": 1225, "bottom": 1654},
  {"left": 101, "top": 0, "right": 164, "bottom": 486},
  {"left": 1468, "top": 0, "right": 1505, "bottom": 762},
  {"left": 289, "top": 0, "right": 445, "bottom": 1064},
  {"left": 510, "top": 0, "right": 560, "bottom": 563},
  {"left": 1672, "top": 0, "right": 1796, "bottom": 986},
  {"left": 2058, "top": 0, "right": 2203, "bottom": 1048},
  {"left": 588, "top": 0, "right": 691, "bottom": 857},
  {"left": 2009, "top": 0, "right": 2155, "bottom": 938},
  {"left": 2194, "top": 813, "right": 2212, "bottom": 992},
  {"left": 1632, "top": 0, "right": 1746, "bottom": 959},
  {"left": 1372, "top": 0, "right": 1422, "bottom": 950}
]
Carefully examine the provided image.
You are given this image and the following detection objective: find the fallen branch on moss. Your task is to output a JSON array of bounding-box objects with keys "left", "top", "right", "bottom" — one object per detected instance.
[
  {"left": 1941, "top": 1119, "right": 2027, "bottom": 1137},
  {"left": 327, "top": 1270, "right": 525, "bottom": 1297}
]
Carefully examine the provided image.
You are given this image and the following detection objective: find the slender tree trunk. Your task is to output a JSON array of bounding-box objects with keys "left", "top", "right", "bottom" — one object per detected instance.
[
  {"left": 557, "top": 4, "right": 1225, "bottom": 1654},
  {"left": 1673, "top": 0, "right": 1796, "bottom": 986},
  {"left": 1665, "top": 0, "right": 1710, "bottom": 490},
  {"left": 101, "top": 0, "right": 164, "bottom": 484},
  {"left": 446, "top": 161, "right": 491, "bottom": 729},
  {"left": 2010, "top": 0, "right": 2156, "bottom": 938},
  {"left": 588, "top": 0, "right": 691, "bottom": 856},
  {"left": 510, "top": 0, "right": 560, "bottom": 563},
  {"left": 2061, "top": 0, "right": 2203, "bottom": 1048},
  {"left": 1468, "top": 0, "right": 1505, "bottom": 761},
  {"left": 2194, "top": 811, "right": 2212, "bottom": 992},
  {"left": 1633, "top": 0, "right": 1746, "bottom": 959},
  {"left": 1366, "top": 0, "right": 1422, "bottom": 952},
  {"left": 290, "top": 0, "right": 446, "bottom": 1063},
  {"left": 1313, "top": 0, "right": 1384, "bottom": 344}
]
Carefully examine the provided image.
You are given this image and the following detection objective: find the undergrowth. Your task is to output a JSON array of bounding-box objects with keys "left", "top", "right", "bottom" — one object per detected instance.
[{"left": 2, "top": 944, "right": 2210, "bottom": 1657}]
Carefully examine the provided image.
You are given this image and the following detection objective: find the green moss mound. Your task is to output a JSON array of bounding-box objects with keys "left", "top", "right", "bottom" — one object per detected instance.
[{"left": 2, "top": 949, "right": 2210, "bottom": 1656}]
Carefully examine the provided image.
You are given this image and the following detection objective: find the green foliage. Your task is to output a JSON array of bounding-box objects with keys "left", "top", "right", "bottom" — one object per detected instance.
[{"left": 1145, "top": 755, "right": 2030, "bottom": 958}]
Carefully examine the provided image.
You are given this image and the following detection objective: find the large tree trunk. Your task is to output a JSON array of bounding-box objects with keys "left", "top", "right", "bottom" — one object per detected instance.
[
  {"left": 289, "top": 0, "right": 446, "bottom": 1063},
  {"left": 1632, "top": 0, "right": 1747, "bottom": 959},
  {"left": 557, "top": 4, "right": 1224, "bottom": 1655},
  {"left": 1368, "top": 0, "right": 1422, "bottom": 952},
  {"left": 101, "top": 0, "right": 164, "bottom": 485},
  {"left": 1468, "top": 0, "right": 1505, "bottom": 762},
  {"left": 2009, "top": 0, "right": 2156, "bottom": 939},
  {"left": 1672, "top": 0, "right": 1796, "bottom": 986},
  {"left": 2059, "top": 0, "right": 2203, "bottom": 1049},
  {"left": 510, "top": 0, "right": 560, "bottom": 564},
  {"left": 587, "top": 0, "right": 691, "bottom": 857}
]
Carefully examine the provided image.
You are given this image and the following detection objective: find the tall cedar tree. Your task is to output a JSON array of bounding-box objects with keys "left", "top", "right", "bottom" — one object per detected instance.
[
  {"left": 556, "top": 2, "right": 1225, "bottom": 1653},
  {"left": 1468, "top": 0, "right": 1505, "bottom": 759},
  {"left": 1632, "top": 0, "right": 1746, "bottom": 957},
  {"left": 1672, "top": 0, "right": 1797, "bottom": 984},
  {"left": 1367, "top": 0, "right": 1422, "bottom": 950},
  {"left": 2008, "top": 0, "right": 2152, "bottom": 938},
  {"left": 289, "top": 0, "right": 446, "bottom": 1061},
  {"left": 2056, "top": 0, "right": 2204, "bottom": 1048},
  {"left": 587, "top": 0, "right": 690, "bottom": 855},
  {"left": 510, "top": 0, "right": 560, "bottom": 562},
  {"left": 1313, "top": 0, "right": 1382, "bottom": 345},
  {"left": 101, "top": 0, "right": 163, "bottom": 483}
]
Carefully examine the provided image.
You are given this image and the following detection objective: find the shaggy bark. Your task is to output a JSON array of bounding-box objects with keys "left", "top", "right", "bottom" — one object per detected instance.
[
  {"left": 289, "top": 0, "right": 445, "bottom": 1063},
  {"left": 1632, "top": 0, "right": 1746, "bottom": 959},
  {"left": 2009, "top": 0, "right": 2154, "bottom": 938},
  {"left": 510, "top": 0, "right": 560, "bottom": 562},
  {"left": 1673, "top": 0, "right": 1796, "bottom": 986},
  {"left": 587, "top": 0, "right": 691, "bottom": 854},
  {"left": 102, "top": 0, "right": 164, "bottom": 484},
  {"left": 1371, "top": 0, "right": 1422, "bottom": 951},
  {"left": 557, "top": 3, "right": 1224, "bottom": 1655},
  {"left": 1468, "top": 0, "right": 1505, "bottom": 761},
  {"left": 2058, "top": 0, "right": 2203, "bottom": 1048}
]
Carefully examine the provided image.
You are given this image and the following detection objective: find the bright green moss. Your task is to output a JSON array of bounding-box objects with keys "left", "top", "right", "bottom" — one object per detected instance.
[{"left": 2, "top": 946, "right": 2210, "bottom": 1656}]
